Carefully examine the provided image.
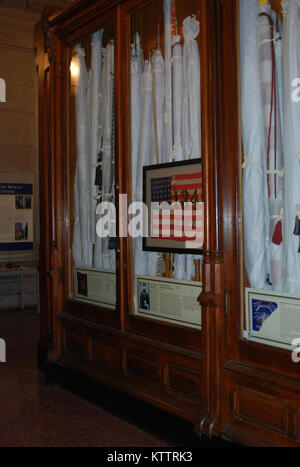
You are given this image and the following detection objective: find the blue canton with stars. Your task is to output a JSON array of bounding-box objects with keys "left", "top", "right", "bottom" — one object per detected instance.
[{"left": 151, "top": 177, "right": 172, "bottom": 204}]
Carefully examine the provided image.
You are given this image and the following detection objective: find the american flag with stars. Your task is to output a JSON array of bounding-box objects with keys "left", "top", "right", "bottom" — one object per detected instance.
[{"left": 150, "top": 171, "right": 204, "bottom": 245}]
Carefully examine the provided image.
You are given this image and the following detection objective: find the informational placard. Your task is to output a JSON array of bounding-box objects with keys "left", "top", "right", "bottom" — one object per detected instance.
[
  {"left": 136, "top": 275, "right": 202, "bottom": 329},
  {"left": 245, "top": 288, "right": 300, "bottom": 350},
  {"left": 0, "top": 183, "right": 33, "bottom": 251},
  {"left": 75, "top": 267, "right": 116, "bottom": 309}
]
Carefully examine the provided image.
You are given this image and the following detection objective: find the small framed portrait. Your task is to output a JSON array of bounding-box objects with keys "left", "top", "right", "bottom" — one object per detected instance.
[
  {"left": 14, "top": 222, "right": 28, "bottom": 241},
  {"left": 139, "top": 281, "right": 150, "bottom": 311}
]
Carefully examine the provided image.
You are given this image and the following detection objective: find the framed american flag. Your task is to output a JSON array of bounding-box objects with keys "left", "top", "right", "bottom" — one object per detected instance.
[{"left": 143, "top": 159, "right": 204, "bottom": 254}]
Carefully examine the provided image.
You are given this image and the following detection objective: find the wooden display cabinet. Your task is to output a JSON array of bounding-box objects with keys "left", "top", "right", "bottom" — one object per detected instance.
[{"left": 35, "top": 0, "right": 300, "bottom": 447}]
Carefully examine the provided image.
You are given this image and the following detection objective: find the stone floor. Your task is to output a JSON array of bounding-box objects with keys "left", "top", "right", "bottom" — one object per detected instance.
[{"left": 0, "top": 309, "right": 168, "bottom": 447}]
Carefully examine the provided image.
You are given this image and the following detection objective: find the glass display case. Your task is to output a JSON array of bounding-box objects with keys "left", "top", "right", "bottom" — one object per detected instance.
[{"left": 35, "top": 0, "right": 300, "bottom": 448}]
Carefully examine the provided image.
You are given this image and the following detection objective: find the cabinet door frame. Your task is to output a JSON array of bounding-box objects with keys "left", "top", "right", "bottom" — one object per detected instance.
[
  {"left": 117, "top": 0, "right": 222, "bottom": 352},
  {"left": 219, "top": 0, "right": 300, "bottom": 446},
  {"left": 47, "top": 4, "right": 121, "bottom": 331}
]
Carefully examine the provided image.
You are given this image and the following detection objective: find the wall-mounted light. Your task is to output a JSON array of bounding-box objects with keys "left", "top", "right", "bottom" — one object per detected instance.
[
  {"left": 0, "top": 78, "right": 6, "bottom": 102},
  {"left": 70, "top": 56, "right": 80, "bottom": 88}
]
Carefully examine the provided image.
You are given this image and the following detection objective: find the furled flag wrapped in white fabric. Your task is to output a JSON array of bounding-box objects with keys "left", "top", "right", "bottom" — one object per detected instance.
[
  {"left": 102, "top": 41, "right": 115, "bottom": 271},
  {"left": 93, "top": 41, "right": 115, "bottom": 271},
  {"left": 135, "top": 60, "right": 155, "bottom": 276},
  {"left": 131, "top": 33, "right": 144, "bottom": 310},
  {"left": 72, "top": 45, "right": 91, "bottom": 268},
  {"left": 282, "top": 0, "right": 300, "bottom": 293},
  {"left": 183, "top": 15, "right": 202, "bottom": 281},
  {"left": 258, "top": 3, "right": 284, "bottom": 290},
  {"left": 172, "top": 35, "right": 184, "bottom": 161},
  {"left": 131, "top": 33, "right": 144, "bottom": 204},
  {"left": 148, "top": 48, "right": 166, "bottom": 276},
  {"left": 173, "top": 30, "right": 187, "bottom": 280},
  {"left": 90, "top": 30, "right": 103, "bottom": 248},
  {"left": 239, "top": 0, "right": 267, "bottom": 289},
  {"left": 163, "top": 0, "right": 173, "bottom": 163},
  {"left": 182, "top": 15, "right": 201, "bottom": 160}
]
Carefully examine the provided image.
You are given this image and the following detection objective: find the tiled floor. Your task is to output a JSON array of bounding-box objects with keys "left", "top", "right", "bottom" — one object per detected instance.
[{"left": 0, "top": 310, "right": 168, "bottom": 447}]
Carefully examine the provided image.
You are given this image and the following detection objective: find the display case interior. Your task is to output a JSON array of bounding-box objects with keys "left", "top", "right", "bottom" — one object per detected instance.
[
  {"left": 67, "top": 22, "right": 117, "bottom": 311},
  {"left": 127, "top": 0, "right": 203, "bottom": 334}
]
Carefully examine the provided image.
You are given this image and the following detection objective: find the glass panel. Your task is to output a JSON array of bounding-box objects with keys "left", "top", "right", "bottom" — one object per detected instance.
[
  {"left": 239, "top": 0, "right": 300, "bottom": 349},
  {"left": 129, "top": 0, "right": 202, "bottom": 328},
  {"left": 69, "top": 25, "right": 116, "bottom": 309}
]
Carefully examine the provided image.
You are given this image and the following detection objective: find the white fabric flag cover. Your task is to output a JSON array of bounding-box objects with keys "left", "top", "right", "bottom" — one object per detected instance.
[
  {"left": 131, "top": 33, "right": 144, "bottom": 203},
  {"left": 102, "top": 42, "right": 115, "bottom": 271},
  {"left": 148, "top": 49, "right": 166, "bottom": 276},
  {"left": 282, "top": 0, "right": 300, "bottom": 293},
  {"left": 183, "top": 16, "right": 202, "bottom": 281},
  {"left": 163, "top": 0, "right": 173, "bottom": 163},
  {"left": 135, "top": 60, "right": 154, "bottom": 276},
  {"left": 173, "top": 30, "right": 188, "bottom": 280},
  {"left": 258, "top": 4, "right": 284, "bottom": 291},
  {"left": 173, "top": 16, "right": 202, "bottom": 280},
  {"left": 131, "top": 33, "right": 144, "bottom": 310},
  {"left": 239, "top": 0, "right": 267, "bottom": 289},
  {"left": 73, "top": 163, "right": 82, "bottom": 267},
  {"left": 182, "top": 16, "right": 201, "bottom": 160},
  {"left": 90, "top": 30, "right": 103, "bottom": 248},
  {"left": 93, "top": 47, "right": 105, "bottom": 270},
  {"left": 172, "top": 35, "right": 184, "bottom": 162},
  {"left": 72, "top": 45, "right": 91, "bottom": 268},
  {"left": 93, "top": 41, "right": 115, "bottom": 271},
  {"left": 152, "top": 48, "right": 165, "bottom": 165}
]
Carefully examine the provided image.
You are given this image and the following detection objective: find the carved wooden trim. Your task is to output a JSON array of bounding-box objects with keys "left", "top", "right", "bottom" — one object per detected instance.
[
  {"left": 202, "top": 249, "right": 223, "bottom": 264},
  {"left": 199, "top": 414, "right": 222, "bottom": 438},
  {"left": 198, "top": 291, "right": 222, "bottom": 309},
  {"left": 224, "top": 361, "right": 300, "bottom": 393}
]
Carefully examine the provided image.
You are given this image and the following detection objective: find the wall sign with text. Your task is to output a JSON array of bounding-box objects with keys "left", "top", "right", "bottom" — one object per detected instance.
[
  {"left": 0, "top": 183, "right": 33, "bottom": 251},
  {"left": 245, "top": 288, "right": 300, "bottom": 350}
]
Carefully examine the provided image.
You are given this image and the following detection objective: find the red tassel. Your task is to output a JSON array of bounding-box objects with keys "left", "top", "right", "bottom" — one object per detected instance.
[{"left": 272, "top": 220, "right": 283, "bottom": 245}]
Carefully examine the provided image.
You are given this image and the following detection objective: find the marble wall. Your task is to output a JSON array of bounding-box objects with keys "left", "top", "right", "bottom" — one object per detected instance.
[{"left": 0, "top": 5, "right": 41, "bottom": 308}]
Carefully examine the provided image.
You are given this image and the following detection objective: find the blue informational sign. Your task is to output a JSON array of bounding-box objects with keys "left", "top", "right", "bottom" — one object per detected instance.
[{"left": 0, "top": 183, "right": 33, "bottom": 195}]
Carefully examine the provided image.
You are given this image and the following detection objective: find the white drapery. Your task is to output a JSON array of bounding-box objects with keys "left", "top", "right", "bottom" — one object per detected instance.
[
  {"left": 258, "top": 4, "right": 284, "bottom": 291},
  {"left": 72, "top": 45, "right": 91, "bottom": 268},
  {"left": 72, "top": 34, "right": 115, "bottom": 272},
  {"left": 148, "top": 48, "right": 166, "bottom": 276},
  {"left": 152, "top": 48, "right": 165, "bottom": 165},
  {"left": 131, "top": 13, "right": 202, "bottom": 285},
  {"left": 163, "top": 0, "right": 173, "bottom": 163},
  {"left": 182, "top": 16, "right": 201, "bottom": 160},
  {"left": 93, "top": 40, "right": 115, "bottom": 271},
  {"left": 102, "top": 41, "right": 115, "bottom": 271},
  {"left": 174, "top": 16, "right": 202, "bottom": 281},
  {"left": 90, "top": 30, "right": 103, "bottom": 248},
  {"left": 131, "top": 33, "right": 144, "bottom": 203},
  {"left": 239, "top": 0, "right": 268, "bottom": 289},
  {"left": 172, "top": 35, "right": 184, "bottom": 162},
  {"left": 282, "top": 0, "right": 300, "bottom": 293},
  {"left": 131, "top": 33, "right": 144, "bottom": 310},
  {"left": 135, "top": 60, "right": 154, "bottom": 276}
]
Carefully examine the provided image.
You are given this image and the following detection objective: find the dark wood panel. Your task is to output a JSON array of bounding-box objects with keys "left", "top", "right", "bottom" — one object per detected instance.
[
  {"left": 167, "top": 363, "right": 202, "bottom": 402},
  {"left": 234, "top": 386, "right": 289, "bottom": 435},
  {"left": 91, "top": 339, "right": 122, "bottom": 369},
  {"left": 65, "top": 330, "right": 87, "bottom": 357},
  {"left": 224, "top": 360, "right": 300, "bottom": 394},
  {"left": 125, "top": 351, "right": 160, "bottom": 385},
  {"left": 66, "top": 300, "right": 119, "bottom": 328},
  {"left": 295, "top": 406, "right": 300, "bottom": 441}
]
